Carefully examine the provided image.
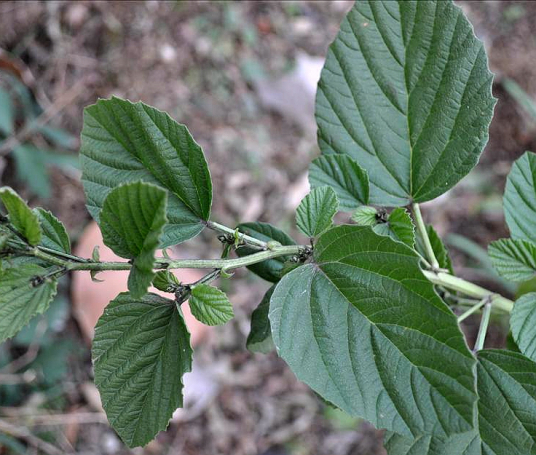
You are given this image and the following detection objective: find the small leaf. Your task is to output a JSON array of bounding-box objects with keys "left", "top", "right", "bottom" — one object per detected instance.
[
  {"left": 100, "top": 182, "right": 167, "bottom": 298},
  {"left": 0, "top": 87, "right": 14, "bottom": 136},
  {"left": 0, "top": 187, "right": 41, "bottom": 245},
  {"left": 296, "top": 186, "right": 339, "bottom": 238},
  {"left": 80, "top": 97, "right": 213, "bottom": 247},
  {"left": 351, "top": 206, "right": 378, "bottom": 226},
  {"left": 488, "top": 238, "right": 536, "bottom": 282},
  {"left": 384, "top": 350, "right": 536, "bottom": 455},
  {"left": 511, "top": 292, "right": 536, "bottom": 362},
  {"left": 34, "top": 208, "right": 71, "bottom": 254},
  {"left": 92, "top": 292, "right": 192, "bottom": 447},
  {"left": 90, "top": 246, "right": 103, "bottom": 282},
  {"left": 236, "top": 222, "right": 296, "bottom": 283},
  {"left": 308, "top": 155, "right": 369, "bottom": 211},
  {"left": 188, "top": 284, "right": 234, "bottom": 326},
  {"left": 152, "top": 270, "right": 181, "bottom": 293},
  {"left": 316, "top": 0, "right": 495, "bottom": 205},
  {"left": 270, "top": 225, "right": 476, "bottom": 437},
  {"left": 373, "top": 208, "right": 415, "bottom": 248},
  {"left": 504, "top": 151, "right": 536, "bottom": 244},
  {"left": 0, "top": 263, "right": 58, "bottom": 342},
  {"left": 246, "top": 286, "right": 275, "bottom": 354},
  {"left": 417, "top": 225, "right": 454, "bottom": 273}
]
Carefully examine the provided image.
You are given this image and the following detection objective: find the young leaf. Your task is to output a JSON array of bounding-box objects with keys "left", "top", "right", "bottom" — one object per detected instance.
[
  {"left": 246, "top": 286, "right": 275, "bottom": 354},
  {"left": 236, "top": 222, "right": 296, "bottom": 283},
  {"left": 296, "top": 186, "right": 339, "bottom": 238},
  {"left": 504, "top": 151, "right": 536, "bottom": 244},
  {"left": 0, "top": 87, "right": 14, "bottom": 136},
  {"left": 152, "top": 270, "right": 181, "bottom": 293},
  {"left": 34, "top": 208, "right": 71, "bottom": 254},
  {"left": 0, "top": 263, "right": 58, "bottom": 342},
  {"left": 351, "top": 206, "right": 378, "bottom": 226},
  {"left": 80, "top": 97, "right": 212, "bottom": 248},
  {"left": 92, "top": 293, "right": 192, "bottom": 448},
  {"left": 384, "top": 350, "right": 536, "bottom": 455},
  {"left": 308, "top": 155, "right": 369, "bottom": 211},
  {"left": 188, "top": 284, "right": 234, "bottom": 326},
  {"left": 100, "top": 182, "right": 167, "bottom": 298},
  {"left": 417, "top": 225, "right": 454, "bottom": 272},
  {"left": 510, "top": 293, "right": 536, "bottom": 362},
  {"left": 488, "top": 238, "right": 536, "bottom": 282},
  {"left": 269, "top": 225, "right": 476, "bottom": 438},
  {"left": 373, "top": 208, "right": 415, "bottom": 248},
  {"left": 0, "top": 187, "right": 42, "bottom": 245},
  {"left": 315, "top": 0, "right": 495, "bottom": 206}
]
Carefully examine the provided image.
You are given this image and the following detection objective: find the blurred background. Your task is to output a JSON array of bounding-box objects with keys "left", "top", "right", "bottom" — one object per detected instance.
[{"left": 0, "top": 1, "right": 535, "bottom": 454}]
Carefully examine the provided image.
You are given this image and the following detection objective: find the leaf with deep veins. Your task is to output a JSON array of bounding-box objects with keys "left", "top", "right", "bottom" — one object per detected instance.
[
  {"left": 315, "top": 0, "right": 495, "bottom": 205},
  {"left": 269, "top": 225, "right": 476, "bottom": 437}
]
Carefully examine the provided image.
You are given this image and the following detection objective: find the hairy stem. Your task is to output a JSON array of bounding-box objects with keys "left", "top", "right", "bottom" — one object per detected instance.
[
  {"left": 206, "top": 220, "right": 268, "bottom": 249},
  {"left": 423, "top": 270, "right": 514, "bottom": 313},
  {"left": 412, "top": 203, "right": 439, "bottom": 270},
  {"left": 474, "top": 299, "right": 493, "bottom": 352}
]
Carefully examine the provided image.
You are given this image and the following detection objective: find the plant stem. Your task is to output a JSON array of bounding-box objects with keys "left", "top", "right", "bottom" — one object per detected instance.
[
  {"left": 423, "top": 270, "right": 513, "bottom": 313},
  {"left": 37, "top": 246, "right": 89, "bottom": 263},
  {"left": 474, "top": 299, "right": 493, "bottom": 352},
  {"left": 412, "top": 203, "right": 439, "bottom": 270},
  {"left": 457, "top": 298, "right": 488, "bottom": 323},
  {"left": 206, "top": 221, "right": 268, "bottom": 249}
]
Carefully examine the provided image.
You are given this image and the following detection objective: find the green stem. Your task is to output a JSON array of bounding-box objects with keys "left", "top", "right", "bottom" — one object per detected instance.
[
  {"left": 206, "top": 221, "right": 268, "bottom": 249},
  {"left": 422, "top": 270, "right": 513, "bottom": 313},
  {"left": 474, "top": 299, "right": 492, "bottom": 352},
  {"left": 37, "top": 246, "right": 89, "bottom": 263},
  {"left": 457, "top": 297, "right": 488, "bottom": 323},
  {"left": 412, "top": 203, "right": 439, "bottom": 270}
]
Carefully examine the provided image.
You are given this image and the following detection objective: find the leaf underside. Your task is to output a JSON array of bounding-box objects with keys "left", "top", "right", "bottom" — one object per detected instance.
[
  {"left": 315, "top": 0, "right": 495, "bottom": 206},
  {"left": 296, "top": 186, "right": 339, "bottom": 238},
  {"left": 92, "top": 293, "right": 192, "bottom": 448},
  {"left": 247, "top": 285, "right": 275, "bottom": 354},
  {"left": 188, "top": 284, "right": 234, "bottom": 326},
  {"left": 269, "top": 225, "right": 476, "bottom": 437},
  {"left": 80, "top": 97, "right": 212, "bottom": 248},
  {"left": 511, "top": 293, "right": 536, "bottom": 363},
  {"left": 489, "top": 238, "right": 536, "bottom": 282}
]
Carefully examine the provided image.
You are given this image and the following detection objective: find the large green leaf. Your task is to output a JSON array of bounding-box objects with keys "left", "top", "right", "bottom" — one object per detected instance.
[
  {"left": 296, "top": 186, "right": 339, "bottom": 238},
  {"left": 246, "top": 285, "right": 275, "bottom": 354},
  {"left": 0, "top": 187, "right": 41, "bottom": 246},
  {"left": 80, "top": 97, "right": 212, "bottom": 248},
  {"left": 92, "top": 292, "right": 192, "bottom": 447},
  {"left": 504, "top": 151, "right": 536, "bottom": 244},
  {"left": 315, "top": 0, "right": 495, "bottom": 206},
  {"left": 269, "top": 225, "right": 476, "bottom": 437},
  {"left": 0, "top": 263, "right": 58, "bottom": 342},
  {"left": 34, "top": 208, "right": 71, "bottom": 254},
  {"left": 488, "top": 238, "right": 536, "bottom": 282},
  {"left": 308, "top": 155, "right": 369, "bottom": 211},
  {"left": 100, "top": 182, "right": 167, "bottom": 298},
  {"left": 188, "top": 284, "right": 234, "bottom": 326},
  {"left": 511, "top": 293, "right": 536, "bottom": 362},
  {"left": 384, "top": 350, "right": 536, "bottom": 455},
  {"left": 236, "top": 222, "right": 296, "bottom": 283}
]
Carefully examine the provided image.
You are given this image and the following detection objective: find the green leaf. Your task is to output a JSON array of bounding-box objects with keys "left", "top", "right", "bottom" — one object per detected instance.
[
  {"left": 100, "top": 182, "right": 167, "bottom": 298},
  {"left": 246, "top": 286, "right": 275, "bottom": 354},
  {"left": 12, "top": 145, "right": 52, "bottom": 198},
  {"left": 373, "top": 208, "right": 415, "bottom": 247},
  {"left": 80, "top": 97, "right": 212, "bottom": 248},
  {"left": 296, "top": 186, "right": 339, "bottom": 238},
  {"left": 188, "top": 284, "right": 234, "bottom": 326},
  {"left": 384, "top": 350, "right": 536, "bottom": 455},
  {"left": 504, "top": 151, "right": 536, "bottom": 244},
  {"left": 34, "top": 208, "right": 71, "bottom": 254},
  {"left": 38, "top": 124, "right": 77, "bottom": 149},
  {"left": 308, "top": 155, "right": 369, "bottom": 211},
  {"left": 0, "top": 187, "right": 41, "bottom": 245},
  {"left": 351, "top": 206, "right": 378, "bottom": 226},
  {"left": 269, "top": 225, "right": 476, "bottom": 437},
  {"left": 315, "top": 0, "right": 495, "bottom": 206},
  {"left": 236, "top": 222, "right": 296, "bottom": 283},
  {"left": 488, "top": 238, "right": 536, "bottom": 282},
  {"left": 152, "top": 270, "right": 181, "bottom": 293},
  {"left": 0, "top": 263, "right": 58, "bottom": 342},
  {"left": 92, "top": 292, "right": 192, "bottom": 448},
  {"left": 511, "top": 293, "right": 536, "bottom": 362},
  {"left": 0, "top": 87, "right": 14, "bottom": 136},
  {"left": 417, "top": 225, "right": 453, "bottom": 272}
]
